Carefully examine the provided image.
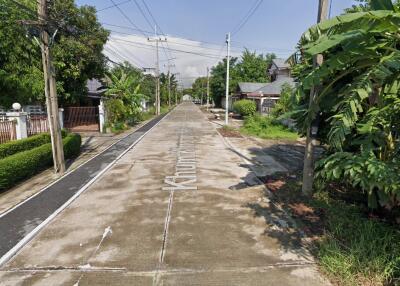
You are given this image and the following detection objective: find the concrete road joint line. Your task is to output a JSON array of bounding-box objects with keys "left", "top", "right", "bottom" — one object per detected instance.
[
  {"left": 1, "top": 262, "right": 317, "bottom": 275},
  {"left": 0, "top": 118, "right": 155, "bottom": 219},
  {"left": 154, "top": 113, "right": 198, "bottom": 286},
  {"left": 0, "top": 112, "right": 171, "bottom": 268}
]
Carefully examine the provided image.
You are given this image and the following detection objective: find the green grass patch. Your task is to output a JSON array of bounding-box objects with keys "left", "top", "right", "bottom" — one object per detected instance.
[
  {"left": 240, "top": 115, "right": 298, "bottom": 140},
  {"left": 311, "top": 191, "right": 400, "bottom": 286}
]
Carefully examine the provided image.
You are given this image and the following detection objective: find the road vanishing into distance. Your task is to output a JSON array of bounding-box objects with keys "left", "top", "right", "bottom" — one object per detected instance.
[{"left": 0, "top": 103, "right": 328, "bottom": 285}]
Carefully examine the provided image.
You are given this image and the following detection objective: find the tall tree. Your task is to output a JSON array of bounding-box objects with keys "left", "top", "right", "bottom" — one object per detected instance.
[
  {"left": 0, "top": 0, "right": 109, "bottom": 107},
  {"left": 236, "top": 49, "right": 276, "bottom": 82}
]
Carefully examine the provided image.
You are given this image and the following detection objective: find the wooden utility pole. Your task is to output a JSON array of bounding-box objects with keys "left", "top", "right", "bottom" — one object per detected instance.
[
  {"left": 148, "top": 26, "right": 167, "bottom": 115},
  {"left": 302, "top": 0, "right": 329, "bottom": 196},
  {"left": 38, "top": 0, "right": 65, "bottom": 174}
]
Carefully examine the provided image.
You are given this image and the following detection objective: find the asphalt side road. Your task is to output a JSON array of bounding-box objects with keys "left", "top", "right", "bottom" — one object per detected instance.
[{"left": 0, "top": 102, "right": 329, "bottom": 286}]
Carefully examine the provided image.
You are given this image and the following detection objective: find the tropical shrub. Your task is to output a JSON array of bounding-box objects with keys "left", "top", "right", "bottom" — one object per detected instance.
[
  {"left": 233, "top": 99, "right": 257, "bottom": 117},
  {"left": 105, "top": 67, "right": 147, "bottom": 125},
  {"left": 271, "top": 83, "right": 297, "bottom": 118},
  {"left": 0, "top": 133, "right": 81, "bottom": 190},
  {"left": 291, "top": 0, "right": 400, "bottom": 209}
]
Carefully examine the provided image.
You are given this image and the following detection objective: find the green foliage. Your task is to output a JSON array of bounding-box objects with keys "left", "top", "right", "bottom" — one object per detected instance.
[
  {"left": 160, "top": 72, "right": 178, "bottom": 105},
  {"left": 105, "top": 64, "right": 147, "bottom": 125},
  {"left": 0, "top": 133, "right": 81, "bottom": 190},
  {"left": 312, "top": 192, "right": 400, "bottom": 286},
  {"left": 233, "top": 99, "right": 257, "bottom": 116},
  {"left": 209, "top": 50, "right": 276, "bottom": 106},
  {"left": 0, "top": 133, "right": 50, "bottom": 159},
  {"left": 241, "top": 115, "right": 298, "bottom": 140},
  {"left": 0, "top": 0, "right": 109, "bottom": 106},
  {"left": 271, "top": 83, "right": 297, "bottom": 118},
  {"left": 291, "top": 0, "right": 400, "bottom": 209},
  {"left": 236, "top": 49, "right": 276, "bottom": 82},
  {"left": 191, "top": 77, "right": 207, "bottom": 102},
  {"left": 317, "top": 151, "right": 400, "bottom": 209}
]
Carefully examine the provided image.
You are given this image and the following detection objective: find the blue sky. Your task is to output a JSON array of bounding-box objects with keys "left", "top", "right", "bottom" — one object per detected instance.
[{"left": 76, "top": 0, "right": 358, "bottom": 86}]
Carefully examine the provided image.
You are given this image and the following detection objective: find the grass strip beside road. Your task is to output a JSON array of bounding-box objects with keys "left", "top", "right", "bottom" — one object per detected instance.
[
  {"left": 264, "top": 173, "right": 400, "bottom": 286},
  {"left": 240, "top": 115, "right": 298, "bottom": 140}
]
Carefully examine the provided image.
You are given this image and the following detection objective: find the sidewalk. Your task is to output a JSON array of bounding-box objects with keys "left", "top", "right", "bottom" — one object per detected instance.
[{"left": 0, "top": 119, "right": 156, "bottom": 216}]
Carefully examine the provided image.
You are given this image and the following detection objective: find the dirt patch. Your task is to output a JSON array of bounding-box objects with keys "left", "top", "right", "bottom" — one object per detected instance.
[
  {"left": 264, "top": 172, "right": 326, "bottom": 241},
  {"left": 217, "top": 127, "right": 243, "bottom": 138}
]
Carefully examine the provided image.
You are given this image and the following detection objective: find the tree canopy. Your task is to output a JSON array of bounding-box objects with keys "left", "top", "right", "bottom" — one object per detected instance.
[
  {"left": 208, "top": 50, "right": 275, "bottom": 106},
  {"left": 0, "top": 0, "right": 109, "bottom": 108}
]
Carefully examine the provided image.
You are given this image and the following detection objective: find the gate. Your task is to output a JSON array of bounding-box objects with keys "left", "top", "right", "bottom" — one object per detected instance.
[{"left": 64, "top": 107, "right": 99, "bottom": 132}]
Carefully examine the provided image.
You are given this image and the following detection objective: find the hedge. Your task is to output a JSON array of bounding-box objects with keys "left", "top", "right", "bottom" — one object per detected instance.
[
  {"left": 233, "top": 99, "right": 257, "bottom": 117},
  {"left": 0, "top": 130, "right": 68, "bottom": 160},
  {"left": 0, "top": 134, "right": 51, "bottom": 160},
  {"left": 0, "top": 133, "right": 81, "bottom": 190}
]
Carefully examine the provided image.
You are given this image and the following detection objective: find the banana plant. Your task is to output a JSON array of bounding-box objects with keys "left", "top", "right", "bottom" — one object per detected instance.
[{"left": 291, "top": 0, "right": 400, "bottom": 209}]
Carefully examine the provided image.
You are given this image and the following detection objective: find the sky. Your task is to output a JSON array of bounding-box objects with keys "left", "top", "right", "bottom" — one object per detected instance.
[{"left": 76, "top": 0, "right": 358, "bottom": 87}]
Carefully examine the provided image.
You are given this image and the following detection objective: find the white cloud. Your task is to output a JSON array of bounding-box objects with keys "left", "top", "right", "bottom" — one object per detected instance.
[{"left": 104, "top": 33, "right": 241, "bottom": 88}]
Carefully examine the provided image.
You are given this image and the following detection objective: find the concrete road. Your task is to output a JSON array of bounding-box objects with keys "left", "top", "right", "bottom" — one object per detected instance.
[{"left": 0, "top": 103, "right": 328, "bottom": 285}]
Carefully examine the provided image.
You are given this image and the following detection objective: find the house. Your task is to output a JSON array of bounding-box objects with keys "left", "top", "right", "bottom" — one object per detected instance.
[
  {"left": 234, "top": 58, "right": 295, "bottom": 114},
  {"left": 85, "top": 78, "right": 107, "bottom": 106}
]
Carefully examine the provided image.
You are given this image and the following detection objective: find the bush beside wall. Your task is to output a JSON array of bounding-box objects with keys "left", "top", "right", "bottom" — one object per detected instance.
[
  {"left": 0, "top": 134, "right": 51, "bottom": 160},
  {"left": 0, "top": 130, "right": 68, "bottom": 160},
  {"left": 0, "top": 133, "right": 81, "bottom": 190}
]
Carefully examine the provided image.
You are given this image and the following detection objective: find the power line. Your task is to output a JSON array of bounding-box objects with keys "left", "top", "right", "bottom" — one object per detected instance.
[
  {"left": 140, "top": 0, "right": 175, "bottom": 65},
  {"left": 109, "top": 36, "right": 226, "bottom": 59},
  {"left": 109, "top": 0, "right": 149, "bottom": 37},
  {"left": 232, "top": 0, "right": 264, "bottom": 36},
  {"left": 107, "top": 42, "right": 145, "bottom": 68},
  {"left": 97, "top": 0, "right": 132, "bottom": 12}
]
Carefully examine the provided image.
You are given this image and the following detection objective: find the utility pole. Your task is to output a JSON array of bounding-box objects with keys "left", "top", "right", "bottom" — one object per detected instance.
[
  {"left": 164, "top": 63, "right": 175, "bottom": 107},
  {"left": 302, "top": 0, "right": 329, "bottom": 196},
  {"left": 148, "top": 26, "right": 167, "bottom": 115},
  {"left": 225, "top": 32, "right": 231, "bottom": 125},
  {"left": 206, "top": 67, "right": 210, "bottom": 111},
  {"left": 38, "top": 0, "right": 65, "bottom": 174},
  {"left": 173, "top": 72, "right": 180, "bottom": 105}
]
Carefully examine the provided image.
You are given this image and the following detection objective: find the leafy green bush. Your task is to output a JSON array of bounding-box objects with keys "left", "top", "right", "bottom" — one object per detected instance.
[
  {"left": 233, "top": 99, "right": 257, "bottom": 117},
  {"left": 0, "top": 130, "right": 69, "bottom": 160},
  {"left": 316, "top": 151, "right": 400, "bottom": 209},
  {"left": 241, "top": 115, "right": 298, "bottom": 140},
  {"left": 0, "top": 133, "right": 50, "bottom": 159},
  {"left": 0, "top": 133, "right": 81, "bottom": 190}
]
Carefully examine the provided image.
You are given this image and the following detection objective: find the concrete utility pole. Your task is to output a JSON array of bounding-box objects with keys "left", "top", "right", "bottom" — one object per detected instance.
[
  {"left": 206, "top": 67, "right": 210, "bottom": 111},
  {"left": 148, "top": 26, "right": 167, "bottom": 115},
  {"left": 38, "top": 0, "right": 65, "bottom": 174},
  {"left": 225, "top": 32, "right": 231, "bottom": 125},
  {"left": 164, "top": 63, "right": 175, "bottom": 107},
  {"left": 302, "top": 0, "right": 329, "bottom": 196}
]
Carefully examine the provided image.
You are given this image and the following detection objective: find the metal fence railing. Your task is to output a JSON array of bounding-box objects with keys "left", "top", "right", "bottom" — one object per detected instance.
[
  {"left": 0, "top": 119, "right": 17, "bottom": 144},
  {"left": 27, "top": 114, "right": 49, "bottom": 136}
]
